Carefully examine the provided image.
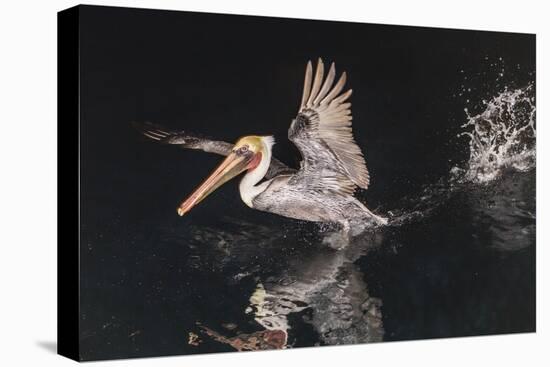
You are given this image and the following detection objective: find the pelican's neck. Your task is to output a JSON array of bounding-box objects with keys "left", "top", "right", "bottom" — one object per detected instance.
[{"left": 239, "top": 137, "right": 274, "bottom": 207}]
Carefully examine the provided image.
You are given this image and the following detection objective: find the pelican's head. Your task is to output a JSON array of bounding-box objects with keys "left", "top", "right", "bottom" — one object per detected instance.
[{"left": 177, "top": 135, "right": 273, "bottom": 216}]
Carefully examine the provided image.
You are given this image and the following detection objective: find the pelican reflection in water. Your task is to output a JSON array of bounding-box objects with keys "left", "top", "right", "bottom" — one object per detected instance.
[
  {"left": 135, "top": 59, "right": 387, "bottom": 233},
  {"left": 179, "top": 219, "right": 384, "bottom": 350}
]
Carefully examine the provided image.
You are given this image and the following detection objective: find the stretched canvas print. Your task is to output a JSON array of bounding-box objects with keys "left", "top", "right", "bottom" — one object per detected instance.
[{"left": 58, "top": 5, "right": 536, "bottom": 361}]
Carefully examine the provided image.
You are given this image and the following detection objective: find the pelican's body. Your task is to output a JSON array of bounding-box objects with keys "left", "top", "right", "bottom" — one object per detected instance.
[
  {"left": 236, "top": 137, "right": 384, "bottom": 228},
  {"left": 250, "top": 176, "right": 383, "bottom": 227},
  {"left": 135, "top": 59, "right": 387, "bottom": 230}
]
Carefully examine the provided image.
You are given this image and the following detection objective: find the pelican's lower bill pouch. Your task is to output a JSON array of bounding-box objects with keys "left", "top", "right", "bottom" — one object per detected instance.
[{"left": 58, "top": 4, "right": 536, "bottom": 362}]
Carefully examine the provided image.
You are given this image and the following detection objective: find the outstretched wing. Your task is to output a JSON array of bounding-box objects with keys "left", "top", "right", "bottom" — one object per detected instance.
[
  {"left": 133, "top": 121, "right": 233, "bottom": 155},
  {"left": 288, "top": 59, "right": 370, "bottom": 194},
  {"left": 133, "top": 121, "right": 295, "bottom": 179}
]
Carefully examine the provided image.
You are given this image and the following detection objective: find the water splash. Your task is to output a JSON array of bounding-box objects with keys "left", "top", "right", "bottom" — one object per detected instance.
[
  {"left": 458, "top": 84, "right": 536, "bottom": 183},
  {"left": 387, "top": 83, "right": 536, "bottom": 227}
]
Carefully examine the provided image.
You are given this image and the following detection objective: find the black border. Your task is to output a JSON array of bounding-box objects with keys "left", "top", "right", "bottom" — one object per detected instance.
[{"left": 57, "top": 5, "right": 80, "bottom": 362}]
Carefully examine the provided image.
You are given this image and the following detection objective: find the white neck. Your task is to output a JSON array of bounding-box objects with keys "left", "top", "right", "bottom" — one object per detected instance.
[{"left": 239, "top": 137, "right": 274, "bottom": 207}]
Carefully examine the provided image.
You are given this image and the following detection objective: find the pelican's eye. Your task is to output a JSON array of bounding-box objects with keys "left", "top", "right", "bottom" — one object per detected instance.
[{"left": 236, "top": 145, "right": 249, "bottom": 155}]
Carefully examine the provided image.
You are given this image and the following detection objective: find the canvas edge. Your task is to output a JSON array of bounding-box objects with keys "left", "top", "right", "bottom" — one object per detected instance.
[{"left": 57, "top": 4, "right": 81, "bottom": 362}]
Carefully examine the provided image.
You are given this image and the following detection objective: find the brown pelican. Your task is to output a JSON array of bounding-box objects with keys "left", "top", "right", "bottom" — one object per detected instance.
[{"left": 135, "top": 59, "right": 387, "bottom": 230}]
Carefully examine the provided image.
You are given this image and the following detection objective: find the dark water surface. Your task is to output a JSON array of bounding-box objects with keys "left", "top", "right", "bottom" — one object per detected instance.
[{"left": 77, "top": 6, "right": 535, "bottom": 360}]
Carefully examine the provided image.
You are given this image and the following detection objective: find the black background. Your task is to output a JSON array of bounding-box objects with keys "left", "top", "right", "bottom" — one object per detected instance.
[{"left": 76, "top": 5, "right": 535, "bottom": 360}]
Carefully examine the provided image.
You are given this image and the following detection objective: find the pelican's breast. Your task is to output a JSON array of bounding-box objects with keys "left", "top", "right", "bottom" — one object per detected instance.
[
  {"left": 252, "top": 175, "right": 340, "bottom": 222},
  {"left": 245, "top": 175, "right": 293, "bottom": 209}
]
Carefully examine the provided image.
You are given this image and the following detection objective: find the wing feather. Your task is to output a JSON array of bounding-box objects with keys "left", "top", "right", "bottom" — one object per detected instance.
[
  {"left": 320, "top": 72, "right": 346, "bottom": 105},
  {"left": 306, "top": 58, "right": 324, "bottom": 107},
  {"left": 288, "top": 59, "right": 370, "bottom": 193},
  {"left": 299, "top": 61, "right": 313, "bottom": 110},
  {"left": 313, "top": 62, "right": 336, "bottom": 105}
]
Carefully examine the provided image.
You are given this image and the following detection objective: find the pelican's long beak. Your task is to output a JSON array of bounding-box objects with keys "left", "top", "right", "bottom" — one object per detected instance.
[{"left": 177, "top": 151, "right": 253, "bottom": 216}]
